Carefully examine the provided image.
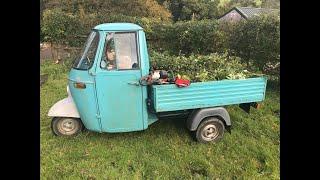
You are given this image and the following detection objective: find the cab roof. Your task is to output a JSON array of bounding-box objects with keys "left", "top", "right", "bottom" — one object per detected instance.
[{"left": 93, "top": 23, "right": 143, "bottom": 31}]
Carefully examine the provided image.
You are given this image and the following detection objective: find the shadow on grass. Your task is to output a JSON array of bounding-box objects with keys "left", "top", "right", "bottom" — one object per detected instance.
[
  {"left": 77, "top": 116, "right": 192, "bottom": 141},
  {"left": 159, "top": 116, "right": 192, "bottom": 139}
]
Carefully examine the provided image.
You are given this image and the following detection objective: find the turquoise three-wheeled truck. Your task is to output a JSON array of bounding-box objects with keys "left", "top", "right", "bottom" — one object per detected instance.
[{"left": 48, "top": 23, "right": 267, "bottom": 143}]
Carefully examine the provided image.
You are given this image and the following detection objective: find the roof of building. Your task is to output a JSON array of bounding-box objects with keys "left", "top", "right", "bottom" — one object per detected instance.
[
  {"left": 219, "top": 7, "right": 279, "bottom": 19},
  {"left": 94, "top": 23, "right": 143, "bottom": 31}
]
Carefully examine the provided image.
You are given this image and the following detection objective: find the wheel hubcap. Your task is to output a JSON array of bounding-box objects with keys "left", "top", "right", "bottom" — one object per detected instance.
[
  {"left": 57, "top": 118, "right": 79, "bottom": 135},
  {"left": 201, "top": 124, "right": 219, "bottom": 141}
]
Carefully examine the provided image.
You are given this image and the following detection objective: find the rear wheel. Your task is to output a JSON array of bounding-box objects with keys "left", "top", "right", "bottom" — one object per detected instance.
[
  {"left": 195, "top": 117, "right": 225, "bottom": 143},
  {"left": 51, "top": 117, "right": 83, "bottom": 136}
]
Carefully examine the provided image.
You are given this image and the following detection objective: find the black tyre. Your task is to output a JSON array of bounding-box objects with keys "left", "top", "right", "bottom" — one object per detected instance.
[
  {"left": 195, "top": 117, "right": 225, "bottom": 143},
  {"left": 51, "top": 117, "right": 83, "bottom": 136}
]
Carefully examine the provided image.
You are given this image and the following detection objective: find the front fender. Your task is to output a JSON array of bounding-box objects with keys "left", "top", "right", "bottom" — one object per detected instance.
[{"left": 48, "top": 96, "right": 80, "bottom": 118}]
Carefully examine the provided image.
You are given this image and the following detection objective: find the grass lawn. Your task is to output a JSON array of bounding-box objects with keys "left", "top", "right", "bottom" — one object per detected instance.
[{"left": 40, "top": 61, "right": 280, "bottom": 179}]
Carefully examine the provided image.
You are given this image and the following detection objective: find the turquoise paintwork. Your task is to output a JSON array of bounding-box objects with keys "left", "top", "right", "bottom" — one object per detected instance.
[
  {"left": 94, "top": 23, "right": 143, "bottom": 31},
  {"left": 69, "top": 24, "right": 153, "bottom": 133},
  {"left": 68, "top": 69, "right": 101, "bottom": 132},
  {"left": 67, "top": 23, "right": 267, "bottom": 133},
  {"left": 151, "top": 77, "right": 267, "bottom": 112},
  {"left": 94, "top": 30, "right": 145, "bottom": 132}
]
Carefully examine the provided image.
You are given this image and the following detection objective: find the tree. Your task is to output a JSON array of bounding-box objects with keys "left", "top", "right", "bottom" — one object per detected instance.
[
  {"left": 43, "top": 0, "right": 172, "bottom": 21},
  {"left": 158, "top": 0, "right": 220, "bottom": 21}
]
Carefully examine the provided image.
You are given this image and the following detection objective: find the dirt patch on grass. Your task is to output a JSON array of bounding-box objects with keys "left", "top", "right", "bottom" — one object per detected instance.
[{"left": 40, "top": 43, "right": 81, "bottom": 63}]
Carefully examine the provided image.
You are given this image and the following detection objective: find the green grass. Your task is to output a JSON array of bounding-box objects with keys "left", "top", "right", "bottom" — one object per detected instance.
[{"left": 40, "top": 61, "right": 280, "bottom": 179}]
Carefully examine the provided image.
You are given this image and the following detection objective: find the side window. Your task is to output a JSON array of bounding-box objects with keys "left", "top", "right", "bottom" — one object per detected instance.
[
  {"left": 101, "top": 32, "right": 139, "bottom": 70},
  {"left": 114, "top": 32, "right": 139, "bottom": 70},
  {"left": 101, "top": 33, "right": 117, "bottom": 70}
]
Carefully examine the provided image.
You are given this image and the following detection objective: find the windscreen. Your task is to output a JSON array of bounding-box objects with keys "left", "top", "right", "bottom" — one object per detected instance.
[{"left": 72, "top": 31, "right": 100, "bottom": 70}]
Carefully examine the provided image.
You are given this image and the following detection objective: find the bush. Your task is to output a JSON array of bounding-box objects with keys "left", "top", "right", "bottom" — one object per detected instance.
[
  {"left": 41, "top": 6, "right": 279, "bottom": 80},
  {"left": 163, "top": 0, "right": 220, "bottom": 21},
  {"left": 41, "top": 0, "right": 174, "bottom": 47},
  {"left": 94, "top": 14, "right": 168, "bottom": 35},
  {"left": 149, "top": 51, "right": 260, "bottom": 81},
  {"left": 41, "top": 7, "right": 171, "bottom": 48},
  {"left": 41, "top": 8, "right": 85, "bottom": 47},
  {"left": 57, "top": 0, "right": 172, "bottom": 21},
  {"left": 148, "top": 14, "right": 279, "bottom": 79},
  {"left": 148, "top": 20, "right": 228, "bottom": 55},
  {"left": 229, "top": 13, "right": 280, "bottom": 74}
]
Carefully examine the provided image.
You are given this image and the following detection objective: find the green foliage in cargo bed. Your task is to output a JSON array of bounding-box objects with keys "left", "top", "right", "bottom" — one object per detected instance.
[{"left": 149, "top": 51, "right": 264, "bottom": 82}]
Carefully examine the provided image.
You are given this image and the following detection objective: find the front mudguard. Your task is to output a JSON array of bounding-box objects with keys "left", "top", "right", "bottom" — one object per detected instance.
[{"left": 48, "top": 95, "right": 80, "bottom": 118}]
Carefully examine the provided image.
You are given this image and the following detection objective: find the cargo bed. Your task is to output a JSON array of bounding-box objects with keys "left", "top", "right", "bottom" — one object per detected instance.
[{"left": 151, "top": 77, "right": 267, "bottom": 112}]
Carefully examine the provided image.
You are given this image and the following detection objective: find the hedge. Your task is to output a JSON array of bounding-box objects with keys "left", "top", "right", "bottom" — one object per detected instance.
[
  {"left": 229, "top": 13, "right": 280, "bottom": 72},
  {"left": 41, "top": 9, "right": 170, "bottom": 47},
  {"left": 148, "top": 14, "right": 280, "bottom": 77},
  {"left": 147, "top": 20, "right": 227, "bottom": 55},
  {"left": 41, "top": 9, "right": 279, "bottom": 76},
  {"left": 41, "top": 8, "right": 85, "bottom": 47}
]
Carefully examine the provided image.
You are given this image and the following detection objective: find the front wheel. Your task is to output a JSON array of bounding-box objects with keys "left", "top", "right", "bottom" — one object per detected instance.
[
  {"left": 195, "top": 117, "right": 225, "bottom": 143},
  {"left": 51, "top": 117, "right": 83, "bottom": 136}
]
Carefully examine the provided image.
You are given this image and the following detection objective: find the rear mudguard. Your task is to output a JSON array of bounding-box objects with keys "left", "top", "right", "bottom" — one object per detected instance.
[
  {"left": 48, "top": 95, "right": 80, "bottom": 118},
  {"left": 186, "top": 107, "right": 231, "bottom": 131}
]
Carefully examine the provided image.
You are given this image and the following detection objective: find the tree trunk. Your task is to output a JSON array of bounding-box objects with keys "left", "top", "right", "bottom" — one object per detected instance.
[
  {"left": 191, "top": 13, "right": 195, "bottom": 21},
  {"left": 51, "top": 42, "right": 60, "bottom": 63},
  {"left": 50, "top": 42, "right": 55, "bottom": 62}
]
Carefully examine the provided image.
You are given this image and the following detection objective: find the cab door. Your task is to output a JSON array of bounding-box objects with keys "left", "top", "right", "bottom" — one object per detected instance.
[{"left": 95, "top": 32, "right": 144, "bottom": 132}]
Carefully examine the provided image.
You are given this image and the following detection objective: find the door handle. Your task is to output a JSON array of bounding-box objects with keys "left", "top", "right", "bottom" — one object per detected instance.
[{"left": 127, "top": 81, "right": 140, "bottom": 86}]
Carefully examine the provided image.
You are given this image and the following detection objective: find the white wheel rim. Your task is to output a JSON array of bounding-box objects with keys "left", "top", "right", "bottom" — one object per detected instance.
[
  {"left": 201, "top": 124, "right": 219, "bottom": 141},
  {"left": 57, "top": 118, "right": 79, "bottom": 135}
]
